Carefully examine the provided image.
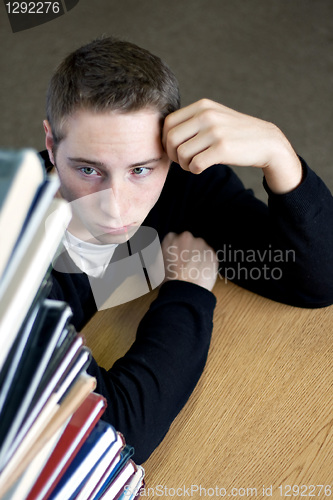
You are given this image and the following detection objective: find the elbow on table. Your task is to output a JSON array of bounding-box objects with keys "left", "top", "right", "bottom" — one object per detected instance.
[{"left": 289, "top": 286, "right": 333, "bottom": 309}]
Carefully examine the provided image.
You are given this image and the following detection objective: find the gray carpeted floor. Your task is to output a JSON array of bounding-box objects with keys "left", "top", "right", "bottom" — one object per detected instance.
[{"left": 0, "top": 0, "right": 332, "bottom": 201}]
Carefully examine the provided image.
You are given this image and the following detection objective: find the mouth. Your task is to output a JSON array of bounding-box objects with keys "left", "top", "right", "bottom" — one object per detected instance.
[{"left": 97, "top": 224, "right": 134, "bottom": 235}]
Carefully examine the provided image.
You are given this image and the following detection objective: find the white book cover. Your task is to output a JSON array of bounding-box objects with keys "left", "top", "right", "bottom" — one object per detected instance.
[{"left": 0, "top": 197, "right": 71, "bottom": 370}]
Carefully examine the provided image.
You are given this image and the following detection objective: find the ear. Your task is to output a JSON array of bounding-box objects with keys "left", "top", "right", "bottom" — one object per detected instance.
[{"left": 43, "top": 119, "right": 55, "bottom": 165}]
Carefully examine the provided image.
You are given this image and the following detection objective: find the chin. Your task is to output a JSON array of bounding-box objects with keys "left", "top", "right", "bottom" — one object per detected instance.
[{"left": 94, "top": 233, "right": 130, "bottom": 245}]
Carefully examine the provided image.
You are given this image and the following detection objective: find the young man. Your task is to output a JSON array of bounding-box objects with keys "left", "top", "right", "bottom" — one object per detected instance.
[{"left": 41, "top": 36, "right": 333, "bottom": 463}]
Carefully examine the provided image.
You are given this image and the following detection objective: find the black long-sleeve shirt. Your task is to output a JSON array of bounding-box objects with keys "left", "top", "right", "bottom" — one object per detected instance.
[{"left": 43, "top": 151, "right": 333, "bottom": 463}]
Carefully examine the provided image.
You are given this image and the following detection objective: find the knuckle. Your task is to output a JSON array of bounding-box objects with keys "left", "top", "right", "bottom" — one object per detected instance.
[
  {"left": 163, "top": 113, "right": 171, "bottom": 127},
  {"left": 209, "top": 124, "right": 223, "bottom": 141},
  {"left": 197, "top": 98, "right": 212, "bottom": 109},
  {"left": 181, "top": 230, "right": 193, "bottom": 240},
  {"left": 176, "top": 143, "right": 187, "bottom": 161},
  {"left": 179, "top": 231, "right": 194, "bottom": 247},
  {"left": 189, "top": 160, "right": 201, "bottom": 173},
  {"left": 166, "top": 129, "right": 178, "bottom": 149},
  {"left": 165, "top": 127, "right": 180, "bottom": 150},
  {"left": 163, "top": 113, "right": 175, "bottom": 131},
  {"left": 189, "top": 156, "right": 205, "bottom": 174},
  {"left": 197, "top": 107, "right": 215, "bottom": 125}
]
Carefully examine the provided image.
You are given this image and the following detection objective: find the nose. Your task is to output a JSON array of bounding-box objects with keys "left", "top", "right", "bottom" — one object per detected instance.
[{"left": 99, "top": 185, "right": 123, "bottom": 221}]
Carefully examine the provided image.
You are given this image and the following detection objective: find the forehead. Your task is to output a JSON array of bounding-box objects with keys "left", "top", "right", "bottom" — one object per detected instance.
[
  {"left": 56, "top": 108, "right": 166, "bottom": 169},
  {"left": 60, "top": 108, "right": 163, "bottom": 145}
]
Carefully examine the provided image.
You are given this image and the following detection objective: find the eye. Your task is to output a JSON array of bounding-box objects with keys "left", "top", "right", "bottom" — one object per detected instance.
[
  {"left": 131, "top": 167, "right": 152, "bottom": 177},
  {"left": 79, "top": 166, "right": 100, "bottom": 176}
]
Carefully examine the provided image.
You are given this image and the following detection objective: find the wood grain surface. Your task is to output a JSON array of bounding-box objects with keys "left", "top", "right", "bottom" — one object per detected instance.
[{"left": 82, "top": 279, "right": 333, "bottom": 499}]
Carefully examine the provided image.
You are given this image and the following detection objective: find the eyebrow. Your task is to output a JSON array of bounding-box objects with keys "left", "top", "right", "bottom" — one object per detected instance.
[{"left": 67, "top": 156, "right": 163, "bottom": 168}]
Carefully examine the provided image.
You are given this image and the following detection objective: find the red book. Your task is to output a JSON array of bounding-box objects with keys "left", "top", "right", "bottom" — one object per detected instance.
[{"left": 26, "top": 391, "right": 107, "bottom": 500}]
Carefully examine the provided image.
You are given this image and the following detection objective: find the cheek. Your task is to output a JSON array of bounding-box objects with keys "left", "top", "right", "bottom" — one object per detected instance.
[
  {"left": 56, "top": 162, "right": 94, "bottom": 202},
  {"left": 124, "top": 184, "right": 161, "bottom": 220},
  {"left": 59, "top": 185, "right": 76, "bottom": 203},
  {"left": 152, "top": 169, "right": 169, "bottom": 200},
  {"left": 57, "top": 171, "right": 80, "bottom": 202},
  {"left": 140, "top": 174, "right": 167, "bottom": 211}
]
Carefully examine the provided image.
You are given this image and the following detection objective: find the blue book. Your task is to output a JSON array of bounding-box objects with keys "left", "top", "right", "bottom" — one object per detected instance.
[{"left": 50, "top": 420, "right": 117, "bottom": 500}]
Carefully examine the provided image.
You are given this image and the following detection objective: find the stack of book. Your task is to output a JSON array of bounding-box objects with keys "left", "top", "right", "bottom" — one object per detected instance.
[{"left": 0, "top": 149, "right": 144, "bottom": 500}]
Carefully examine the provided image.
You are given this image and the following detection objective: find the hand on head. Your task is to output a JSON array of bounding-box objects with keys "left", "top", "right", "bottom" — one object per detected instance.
[{"left": 162, "top": 98, "right": 302, "bottom": 194}]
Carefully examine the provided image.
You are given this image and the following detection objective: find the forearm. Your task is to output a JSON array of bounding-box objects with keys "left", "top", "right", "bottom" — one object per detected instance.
[
  {"left": 176, "top": 160, "right": 333, "bottom": 308},
  {"left": 87, "top": 280, "right": 216, "bottom": 464},
  {"left": 263, "top": 159, "right": 333, "bottom": 306},
  {"left": 48, "top": 269, "right": 97, "bottom": 332}
]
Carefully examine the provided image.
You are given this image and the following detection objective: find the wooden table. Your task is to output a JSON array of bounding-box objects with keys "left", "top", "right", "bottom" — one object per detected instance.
[{"left": 82, "top": 279, "right": 333, "bottom": 499}]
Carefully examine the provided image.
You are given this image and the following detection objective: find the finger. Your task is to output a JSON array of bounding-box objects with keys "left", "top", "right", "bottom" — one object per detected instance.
[
  {"left": 162, "top": 100, "right": 214, "bottom": 152},
  {"left": 163, "top": 118, "right": 200, "bottom": 165},
  {"left": 161, "top": 232, "right": 176, "bottom": 248},
  {"left": 188, "top": 143, "right": 225, "bottom": 174},
  {"left": 163, "top": 101, "right": 202, "bottom": 135},
  {"left": 176, "top": 131, "right": 215, "bottom": 171}
]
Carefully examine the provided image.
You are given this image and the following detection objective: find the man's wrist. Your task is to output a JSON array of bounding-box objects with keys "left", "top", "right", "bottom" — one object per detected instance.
[{"left": 263, "top": 134, "right": 303, "bottom": 194}]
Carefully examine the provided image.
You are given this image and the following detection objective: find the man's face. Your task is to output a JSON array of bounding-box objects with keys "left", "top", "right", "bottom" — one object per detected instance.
[{"left": 45, "top": 108, "right": 171, "bottom": 244}]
